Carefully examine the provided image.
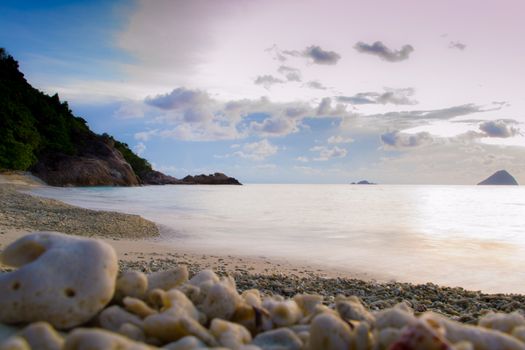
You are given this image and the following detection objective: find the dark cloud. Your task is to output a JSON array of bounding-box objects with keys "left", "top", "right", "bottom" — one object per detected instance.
[
  {"left": 449, "top": 41, "right": 467, "bottom": 50},
  {"left": 354, "top": 41, "right": 414, "bottom": 62},
  {"left": 316, "top": 97, "right": 348, "bottom": 117},
  {"left": 303, "top": 46, "right": 341, "bottom": 65},
  {"left": 317, "top": 97, "right": 333, "bottom": 115},
  {"left": 479, "top": 120, "right": 520, "bottom": 138},
  {"left": 254, "top": 75, "right": 285, "bottom": 89},
  {"left": 374, "top": 103, "right": 501, "bottom": 121},
  {"left": 145, "top": 88, "right": 211, "bottom": 110},
  {"left": 249, "top": 117, "right": 299, "bottom": 136},
  {"left": 277, "top": 65, "right": 302, "bottom": 82},
  {"left": 305, "top": 81, "right": 327, "bottom": 90},
  {"left": 381, "top": 131, "right": 433, "bottom": 148},
  {"left": 283, "top": 45, "right": 341, "bottom": 65},
  {"left": 337, "top": 88, "right": 417, "bottom": 105}
]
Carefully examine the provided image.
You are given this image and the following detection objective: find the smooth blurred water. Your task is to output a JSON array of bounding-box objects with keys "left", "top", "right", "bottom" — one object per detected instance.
[{"left": 29, "top": 184, "right": 525, "bottom": 293}]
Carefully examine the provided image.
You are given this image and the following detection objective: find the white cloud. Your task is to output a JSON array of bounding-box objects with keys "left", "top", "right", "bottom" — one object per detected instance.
[
  {"left": 310, "top": 145, "right": 347, "bottom": 161},
  {"left": 337, "top": 88, "right": 417, "bottom": 105},
  {"left": 140, "top": 87, "right": 353, "bottom": 141},
  {"left": 255, "top": 163, "right": 277, "bottom": 169},
  {"left": 133, "top": 142, "right": 146, "bottom": 156},
  {"left": 296, "top": 156, "right": 309, "bottom": 162},
  {"left": 277, "top": 66, "right": 302, "bottom": 82},
  {"left": 327, "top": 135, "right": 354, "bottom": 144},
  {"left": 224, "top": 139, "right": 279, "bottom": 161},
  {"left": 135, "top": 129, "right": 159, "bottom": 141}
]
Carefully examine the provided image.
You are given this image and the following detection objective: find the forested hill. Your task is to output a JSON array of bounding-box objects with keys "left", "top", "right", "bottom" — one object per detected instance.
[
  {"left": 0, "top": 49, "right": 241, "bottom": 186},
  {"left": 0, "top": 48, "right": 153, "bottom": 186}
]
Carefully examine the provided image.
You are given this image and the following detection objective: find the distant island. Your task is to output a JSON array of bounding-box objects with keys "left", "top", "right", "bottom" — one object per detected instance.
[
  {"left": 478, "top": 170, "right": 519, "bottom": 186},
  {"left": 351, "top": 180, "right": 377, "bottom": 185},
  {"left": 0, "top": 49, "right": 241, "bottom": 186}
]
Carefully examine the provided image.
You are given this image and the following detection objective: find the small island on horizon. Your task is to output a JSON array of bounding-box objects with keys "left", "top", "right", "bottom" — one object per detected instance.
[
  {"left": 350, "top": 180, "right": 377, "bottom": 185},
  {"left": 478, "top": 170, "right": 519, "bottom": 186}
]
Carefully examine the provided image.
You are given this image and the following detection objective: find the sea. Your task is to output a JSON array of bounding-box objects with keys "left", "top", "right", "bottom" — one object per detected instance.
[{"left": 29, "top": 184, "right": 525, "bottom": 294}]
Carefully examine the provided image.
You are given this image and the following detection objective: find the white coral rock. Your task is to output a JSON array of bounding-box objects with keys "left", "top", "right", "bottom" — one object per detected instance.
[
  {"left": 479, "top": 312, "right": 525, "bottom": 334},
  {"left": 64, "top": 328, "right": 153, "bottom": 350},
  {"left": 17, "top": 322, "right": 64, "bottom": 350},
  {"left": 308, "top": 313, "right": 353, "bottom": 350},
  {"left": 210, "top": 319, "right": 252, "bottom": 350},
  {"left": 252, "top": 328, "right": 303, "bottom": 350},
  {"left": 115, "top": 271, "right": 148, "bottom": 301},
  {"left": 147, "top": 266, "right": 188, "bottom": 292},
  {"left": 200, "top": 277, "right": 242, "bottom": 321},
  {"left": 0, "top": 232, "right": 118, "bottom": 329},
  {"left": 422, "top": 312, "right": 525, "bottom": 350}
]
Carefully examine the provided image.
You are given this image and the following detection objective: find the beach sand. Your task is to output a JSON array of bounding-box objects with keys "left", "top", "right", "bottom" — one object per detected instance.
[{"left": 1, "top": 171, "right": 524, "bottom": 323}]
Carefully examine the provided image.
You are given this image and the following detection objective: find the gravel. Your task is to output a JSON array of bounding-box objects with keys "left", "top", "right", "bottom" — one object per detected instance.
[
  {"left": 0, "top": 185, "right": 159, "bottom": 239},
  {"left": 120, "top": 258, "right": 525, "bottom": 324}
]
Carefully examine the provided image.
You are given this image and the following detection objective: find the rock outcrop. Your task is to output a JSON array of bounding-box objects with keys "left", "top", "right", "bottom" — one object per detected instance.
[
  {"left": 138, "top": 170, "right": 181, "bottom": 185},
  {"left": 33, "top": 135, "right": 140, "bottom": 187},
  {"left": 351, "top": 180, "right": 376, "bottom": 185},
  {"left": 182, "top": 173, "right": 242, "bottom": 185},
  {"left": 478, "top": 170, "right": 519, "bottom": 186}
]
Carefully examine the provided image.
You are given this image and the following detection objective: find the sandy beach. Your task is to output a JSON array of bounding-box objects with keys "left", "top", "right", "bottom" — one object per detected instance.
[{"left": 1, "top": 171, "right": 524, "bottom": 324}]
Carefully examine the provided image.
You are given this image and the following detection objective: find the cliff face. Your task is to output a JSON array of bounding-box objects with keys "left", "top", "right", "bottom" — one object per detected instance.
[
  {"left": 478, "top": 170, "right": 519, "bottom": 186},
  {"left": 33, "top": 135, "right": 140, "bottom": 186}
]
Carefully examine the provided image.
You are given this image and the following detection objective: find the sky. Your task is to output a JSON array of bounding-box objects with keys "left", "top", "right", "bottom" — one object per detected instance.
[{"left": 1, "top": 0, "right": 525, "bottom": 184}]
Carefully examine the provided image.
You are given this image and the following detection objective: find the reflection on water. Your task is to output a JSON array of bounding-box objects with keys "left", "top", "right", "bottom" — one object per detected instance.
[{"left": 29, "top": 184, "right": 525, "bottom": 293}]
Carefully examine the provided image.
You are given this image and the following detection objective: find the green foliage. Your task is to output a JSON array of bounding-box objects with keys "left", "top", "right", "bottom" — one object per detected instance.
[
  {"left": 0, "top": 48, "right": 146, "bottom": 174},
  {"left": 110, "top": 136, "right": 152, "bottom": 175}
]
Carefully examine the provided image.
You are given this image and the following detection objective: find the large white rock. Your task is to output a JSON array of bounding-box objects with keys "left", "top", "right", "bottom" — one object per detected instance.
[{"left": 0, "top": 232, "right": 118, "bottom": 329}]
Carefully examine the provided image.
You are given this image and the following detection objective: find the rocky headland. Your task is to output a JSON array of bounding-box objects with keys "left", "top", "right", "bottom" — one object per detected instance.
[{"left": 0, "top": 49, "right": 241, "bottom": 187}]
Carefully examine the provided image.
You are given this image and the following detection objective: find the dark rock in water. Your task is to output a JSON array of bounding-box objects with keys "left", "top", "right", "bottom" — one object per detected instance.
[
  {"left": 183, "top": 172, "right": 242, "bottom": 185},
  {"left": 478, "top": 170, "right": 519, "bottom": 185},
  {"left": 33, "top": 135, "right": 140, "bottom": 187},
  {"left": 139, "top": 171, "right": 241, "bottom": 185},
  {"left": 351, "top": 180, "right": 376, "bottom": 185},
  {"left": 139, "top": 170, "right": 182, "bottom": 185}
]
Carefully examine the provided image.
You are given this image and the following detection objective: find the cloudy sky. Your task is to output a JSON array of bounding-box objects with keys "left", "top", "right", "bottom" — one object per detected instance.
[{"left": 2, "top": 0, "right": 525, "bottom": 184}]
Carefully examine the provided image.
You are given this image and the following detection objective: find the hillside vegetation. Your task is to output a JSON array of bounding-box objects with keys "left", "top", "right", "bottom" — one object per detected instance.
[{"left": 0, "top": 48, "right": 152, "bottom": 177}]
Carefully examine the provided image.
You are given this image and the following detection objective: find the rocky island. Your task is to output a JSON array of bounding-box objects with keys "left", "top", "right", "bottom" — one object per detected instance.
[
  {"left": 478, "top": 170, "right": 519, "bottom": 186},
  {"left": 351, "top": 180, "right": 377, "bottom": 185},
  {"left": 0, "top": 49, "right": 241, "bottom": 187}
]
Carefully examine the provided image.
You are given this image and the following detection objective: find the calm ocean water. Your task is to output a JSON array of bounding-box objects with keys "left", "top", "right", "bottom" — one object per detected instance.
[{"left": 29, "top": 184, "right": 525, "bottom": 293}]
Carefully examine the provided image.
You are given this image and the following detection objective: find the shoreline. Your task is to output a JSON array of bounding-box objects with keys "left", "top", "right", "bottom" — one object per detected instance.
[{"left": 1, "top": 172, "right": 525, "bottom": 324}]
